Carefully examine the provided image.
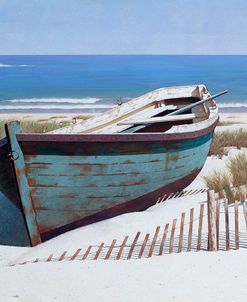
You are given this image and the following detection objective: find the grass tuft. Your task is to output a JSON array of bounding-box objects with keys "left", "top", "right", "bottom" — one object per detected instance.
[
  {"left": 0, "top": 119, "right": 71, "bottom": 138},
  {"left": 210, "top": 128, "right": 247, "bottom": 158},
  {"left": 217, "top": 121, "right": 243, "bottom": 126},
  {"left": 203, "top": 152, "right": 247, "bottom": 203}
]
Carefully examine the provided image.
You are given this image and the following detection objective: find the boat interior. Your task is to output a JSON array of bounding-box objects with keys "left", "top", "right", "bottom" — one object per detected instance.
[{"left": 96, "top": 96, "right": 217, "bottom": 134}]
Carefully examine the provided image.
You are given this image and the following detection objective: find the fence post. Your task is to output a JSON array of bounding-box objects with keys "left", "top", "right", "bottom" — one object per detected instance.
[
  {"left": 207, "top": 190, "right": 217, "bottom": 251},
  {"left": 234, "top": 201, "right": 239, "bottom": 250}
]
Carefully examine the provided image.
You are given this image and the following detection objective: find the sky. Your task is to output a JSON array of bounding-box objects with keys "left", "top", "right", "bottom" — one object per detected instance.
[{"left": 0, "top": 0, "right": 247, "bottom": 55}]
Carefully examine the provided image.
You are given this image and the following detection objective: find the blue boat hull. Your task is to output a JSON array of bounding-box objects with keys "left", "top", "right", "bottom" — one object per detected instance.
[{"left": 1, "top": 119, "right": 217, "bottom": 245}]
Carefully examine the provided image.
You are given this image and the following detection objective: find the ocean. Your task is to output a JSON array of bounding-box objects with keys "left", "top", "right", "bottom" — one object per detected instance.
[{"left": 0, "top": 55, "right": 247, "bottom": 114}]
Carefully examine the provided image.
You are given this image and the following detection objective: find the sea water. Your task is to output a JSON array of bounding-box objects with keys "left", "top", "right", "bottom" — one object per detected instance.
[{"left": 0, "top": 55, "right": 247, "bottom": 114}]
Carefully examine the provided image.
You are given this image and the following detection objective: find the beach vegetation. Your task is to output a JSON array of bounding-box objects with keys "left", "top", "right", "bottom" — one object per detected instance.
[
  {"left": 0, "top": 119, "right": 71, "bottom": 138},
  {"left": 217, "top": 121, "right": 243, "bottom": 126},
  {"left": 210, "top": 128, "right": 247, "bottom": 157},
  {"left": 203, "top": 152, "right": 247, "bottom": 203}
]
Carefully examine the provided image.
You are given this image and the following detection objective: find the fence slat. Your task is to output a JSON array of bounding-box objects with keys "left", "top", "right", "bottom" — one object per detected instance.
[
  {"left": 94, "top": 243, "right": 104, "bottom": 260},
  {"left": 127, "top": 232, "right": 141, "bottom": 260},
  {"left": 243, "top": 202, "right": 247, "bottom": 230},
  {"left": 116, "top": 236, "right": 129, "bottom": 260},
  {"left": 161, "top": 194, "right": 167, "bottom": 202},
  {"left": 224, "top": 199, "right": 230, "bottom": 251},
  {"left": 159, "top": 224, "right": 169, "bottom": 255},
  {"left": 197, "top": 203, "right": 205, "bottom": 251},
  {"left": 216, "top": 199, "right": 220, "bottom": 251},
  {"left": 148, "top": 226, "right": 160, "bottom": 258},
  {"left": 178, "top": 212, "right": 185, "bottom": 253},
  {"left": 82, "top": 245, "right": 92, "bottom": 260},
  {"left": 156, "top": 197, "right": 161, "bottom": 204},
  {"left": 235, "top": 201, "right": 239, "bottom": 250},
  {"left": 138, "top": 234, "right": 149, "bottom": 258},
  {"left": 169, "top": 219, "right": 177, "bottom": 253},
  {"left": 187, "top": 208, "right": 194, "bottom": 252},
  {"left": 33, "top": 258, "right": 39, "bottom": 263},
  {"left": 70, "top": 248, "right": 82, "bottom": 261},
  {"left": 207, "top": 190, "right": 217, "bottom": 251},
  {"left": 105, "top": 239, "right": 117, "bottom": 260},
  {"left": 58, "top": 251, "right": 67, "bottom": 261},
  {"left": 47, "top": 254, "right": 53, "bottom": 262}
]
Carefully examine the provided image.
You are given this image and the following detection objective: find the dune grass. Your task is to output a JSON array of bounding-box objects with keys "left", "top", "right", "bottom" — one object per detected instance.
[
  {"left": 0, "top": 119, "right": 71, "bottom": 138},
  {"left": 217, "top": 121, "right": 243, "bottom": 126},
  {"left": 209, "top": 128, "right": 247, "bottom": 157},
  {"left": 203, "top": 152, "right": 247, "bottom": 203},
  {"left": 0, "top": 115, "right": 93, "bottom": 139}
]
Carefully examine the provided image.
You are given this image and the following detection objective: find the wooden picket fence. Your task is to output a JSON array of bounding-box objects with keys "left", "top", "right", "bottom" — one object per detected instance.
[
  {"left": 10, "top": 188, "right": 247, "bottom": 267},
  {"left": 155, "top": 188, "right": 208, "bottom": 204}
]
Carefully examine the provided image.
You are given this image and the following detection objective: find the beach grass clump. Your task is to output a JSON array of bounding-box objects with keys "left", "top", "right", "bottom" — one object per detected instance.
[
  {"left": 217, "top": 121, "right": 243, "bottom": 126},
  {"left": 227, "top": 152, "right": 247, "bottom": 187},
  {"left": 20, "top": 119, "right": 71, "bottom": 133},
  {"left": 210, "top": 128, "right": 247, "bottom": 157},
  {"left": 203, "top": 152, "right": 247, "bottom": 203},
  {"left": 0, "top": 119, "right": 71, "bottom": 138}
]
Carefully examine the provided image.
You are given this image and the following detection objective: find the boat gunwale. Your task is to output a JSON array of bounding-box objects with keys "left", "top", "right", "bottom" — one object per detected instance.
[{"left": 16, "top": 118, "right": 219, "bottom": 143}]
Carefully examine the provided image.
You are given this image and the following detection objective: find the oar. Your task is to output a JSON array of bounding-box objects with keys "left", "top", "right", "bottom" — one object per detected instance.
[{"left": 167, "top": 90, "right": 228, "bottom": 116}]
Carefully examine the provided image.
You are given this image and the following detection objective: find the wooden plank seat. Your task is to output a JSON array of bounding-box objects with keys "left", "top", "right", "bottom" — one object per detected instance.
[{"left": 118, "top": 113, "right": 205, "bottom": 126}]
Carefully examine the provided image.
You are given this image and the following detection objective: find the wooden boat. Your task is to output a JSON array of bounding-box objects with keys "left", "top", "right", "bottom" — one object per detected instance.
[{"left": 0, "top": 85, "right": 225, "bottom": 246}]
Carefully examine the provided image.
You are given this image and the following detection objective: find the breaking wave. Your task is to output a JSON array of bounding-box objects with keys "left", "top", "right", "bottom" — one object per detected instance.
[
  {"left": 0, "top": 64, "right": 12, "bottom": 68},
  {"left": 6, "top": 98, "right": 101, "bottom": 104},
  {"left": 0, "top": 104, "right": 113, "bottom": 110},
  {"left": 218, "top": 102, "right": 247, "bottom": 108},
  {"left": 0, "top": 63, "right": 35, "bottom": 68}
]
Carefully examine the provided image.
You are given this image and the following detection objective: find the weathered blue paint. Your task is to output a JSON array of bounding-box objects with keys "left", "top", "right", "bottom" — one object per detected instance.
[
  {"left": 1, "top": 120, "right": 215, "bottom": 245},
  {"left": 7, "top": 122, "right": 41, "bottom": 246},
  {"left": 23, "top": 133, "right": 212, "bottom": 234},
  {"left": 0, "top": 193, "right": 30, "bottom": 246}
]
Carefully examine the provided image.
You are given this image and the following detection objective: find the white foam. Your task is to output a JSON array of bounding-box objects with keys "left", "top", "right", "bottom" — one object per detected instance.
[
  {"left": 0, "top": 63, "right": 12, "bottom": 68},
  {"left": 218, "top": 102, "right": 247, "bottom": 108},
  {"left": 6, "top": 98, "right": 101, "bottom": 104},
  {"left": 0, "top": 63, "right": 34, "bottom": 68},
  {"left": 18, "top": 64, "right": 35, "bottom": 67},
  {"left": 0, "top": 104, "right": 114, "bottom": 110}
]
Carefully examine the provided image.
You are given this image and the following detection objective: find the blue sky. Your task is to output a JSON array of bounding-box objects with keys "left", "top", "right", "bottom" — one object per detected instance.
[{"left": 0, "top": 0, "right": 246, "bottom": 54}]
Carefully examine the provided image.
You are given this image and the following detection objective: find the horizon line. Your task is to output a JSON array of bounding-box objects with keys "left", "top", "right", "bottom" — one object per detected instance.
[{"left": 0, "top": 54, "right": 247, "bottom": 56}]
